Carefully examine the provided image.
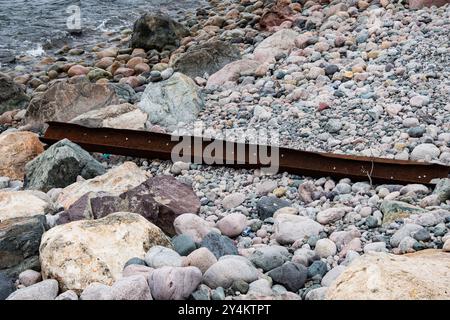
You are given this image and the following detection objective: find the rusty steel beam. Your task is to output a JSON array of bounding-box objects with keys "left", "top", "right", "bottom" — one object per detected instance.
[{"left": 40, "top": 121, "right": 450, "bottom": 185}]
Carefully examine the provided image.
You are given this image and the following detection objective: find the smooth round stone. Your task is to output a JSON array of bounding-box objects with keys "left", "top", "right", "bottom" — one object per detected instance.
[
  {"left": 325, "top": 64, "right": 339, "bottom": 76},
  {"left": 408, "top": 126, "right": 426, "bottom": 138},
  {"left": 315, "top": 238, "right": 337, "bottom": 258},
  {"left": 172, "top": 234, "right": 197, "bottom": 256},
  {"left": 124, "top": 257, "right": 147, "bottom": 269},
  {"left": 144, "top": 246, "right": 183, "bottom": 268},
  {"left": 216, "top": 212, "right": 247, "bottom": 238},
  {"left": 200, "top": 232, "right": 238, "bottom": 259},
  {"left": 366, "top": 216, "right": 379, "bottom": 228},
  {"left": 18, "top": 270, "right": 42, "bottom": 287},
  {"left": 413, "top": 228, "right": 431, "bottom": 242}
]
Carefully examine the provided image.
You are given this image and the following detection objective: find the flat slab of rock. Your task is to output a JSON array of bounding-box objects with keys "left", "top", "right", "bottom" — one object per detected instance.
[
  {"left": 326, "top": 249, "right": 450, "bottom": 300},
  {"left": 70, "top": 103, "right": 148, "bottom": 130},
  {"left": 39, "top": 212, "right": 171, "bottom": 293},
  {"left": 0, "top": 190, "right": 55, "bottom": 221},
  {"left": 24, "top": 139, "right": 105, "bottom": 192},
  {"left": 172, "top": 40, "right": 240, "bottom": 79},
  {"left": 0, "top": 131, "right": 44, "bottom": 180},
  {"left": 139, "top": 72, "right": 203, "bottom": 129},
  {"left": 25, "top": 79, "right": 135, "bottom": 126},
  {"left": 56, "top": 161, "right": 149, "bottom": 209}
]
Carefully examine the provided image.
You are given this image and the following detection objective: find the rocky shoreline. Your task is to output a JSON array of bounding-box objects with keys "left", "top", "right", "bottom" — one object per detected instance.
[{"left": 1, "top": 0, "right": 450, "bottom": 300}]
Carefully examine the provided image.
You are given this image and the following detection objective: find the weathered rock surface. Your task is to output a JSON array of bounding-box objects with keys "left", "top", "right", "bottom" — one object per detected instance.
[
  {"left": 56, "top": 161, "right": 149, "bottom": 209},
  {"left": 25, "top": 79, "right": 135, "bottom": 125},
  {"left": 39, "top": 212, "right": 171, "bottom": 293},
  {"left": 0, "top": 273, "right": 15, "bottom": 300},
  {"left": 253, "top": 29, "right": 299, "bottom": 63},
  {"left": 0, "top": 72, "right": 29, "bottom": 115},
  {"left": 172, "top": 40, "right": 240, "bottom": 79},
  {"left": 0, "top": 215, "right": 46, "bottom": 277},
  {"left": 70, "top": 103, "right": 148, "bottom": 130},
  {"left": 327, "top": 250, "right": 450, "bottom": 300},
  {"left": 24, "top": 139, "right": 105, "bottom": 192},
  {"left": 131, "top": 14, "right": 190, "bottom": 51},
  {"left": 0, "top": 131, "right": 44, "bottom": 180},
  {"left": 57, "top": 175, "right": 200, "bottom": 235},
  {"left": 380, "top": 200, "right": 425, "bottom": 224},
  {"left": 206, "top": 59, "right": 260, "bottom": 87},
  {"left": 0, "top": 190, "right": 55, "bottom": 221},
  {"left": 139, "top": 72, "right": 203, "bottom": 129}
]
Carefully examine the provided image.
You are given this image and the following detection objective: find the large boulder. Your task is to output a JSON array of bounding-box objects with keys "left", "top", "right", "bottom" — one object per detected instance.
[
  {"left": 24, "top": 139, "right": 105, "bottom": 192},
  {"left": 139, "top": 72, "right": 203, "bottom": 129},
  {"left": 130, "top": 14, "right": 190, "bottom": 51},
  {"left": 25, "top": 79, "right": 135, "bottom": 126},
  {"left": 57, "top": 175, "right": 200, "bottom": 236},
  {"left": 171, "top": 40, "right": 241, "bottom": 79},
  {"left": 39, "top": 212, "right": 172, "bottom": 293},
  {"left": 0, "top": 215, "right": 47, "bottom": 278},
  {"left": 0, "top": 190, "right": 55, "bottom": 221},
  {"left": 0, "top": 131, "right": 44, "bottom": 180},
  {"left": 0, "top": 72, "right": 29, "bottom": 115},
  {"left": 56, "top": 161, "right": 149, "bottom": 209},
  {"left": 253, "top": 29, "right": 299, "bottom": 63},
  {"left": 326, "top": 250, "right": 450, "bottom": 300},
  {"left": 206, "top": 59, "right": 260, "bottom": 87},
  {"left": 70, "top": 103, "right": 148, "bottom": 130}
]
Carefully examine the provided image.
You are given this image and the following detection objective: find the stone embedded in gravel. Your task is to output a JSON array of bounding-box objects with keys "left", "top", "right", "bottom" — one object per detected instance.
[
  {"left": 273, "top": 207, "right": 298, "bottom": 218},
  {"left": 327, "top": 250, "right": 450, "bottom": 299},
  {"left": 216, "top": 213, "right": 247, "bottom": 238},
  {"left": 0, "top": 215, "right": 46, "bottom": 277},
  {"left": 433, "top": 178, "right": 450, "bottom": 202},
  {"left": 410, "top": 143, "right": 441, "bottom": 161},
  {"left": 253, "top": 29, "right": 299, "bottom": 63},
  {"left": 149, "top": 266, "right": 202, "bottom": 300},
  {"left": 268, "top": 262, "right": 307, "bottom": 292},
  {"left": 256, "top": 196, "right": 291, "bottom": 220},
  {"left": 200, "top": 232, "right": 238, "bottom": 259},
  {"left": 398, "top": 236, "right": 417, "bottom": 254},
  {"left": 55, "top": 290, "right": 79, "bottom": 300},
  {"left": 80, "top": 283, "right": 113, "bottom": 300},
  {"left": 24, "top": 139, "right": 105, "bottom": 192},
  {"left": 315, "top": 238, "right": 337, "bottom": 258},
  {"left": 206, "top": 59, "right": 259, "bottom": 87},
  {"left": 363, "top": 242, "right": 388, "bottom": 253},
  {"left": 40, "top": 212, "right": 171, "bottom": 293},
  {"left": 57, "top": 161, "right": 149, "bottom": 209},
  {"left": 130, "top": 13, "right": 189, "bottom": 51},
  {"left": 172, "top": 234, "right": 196, "bottom": 256},
  {"left": 256, "top": 180, "right": 278, "bottom": 196},
  {"left": 18, "top": 269, "right": 42, "bottom": 287},
  {"left": 221, "top": 192, "right": 246, "bottom": 210},
  {"left": 174, "top": 213, "right": 216, "bottom": 243},
  {"left": 183, "top": 247, "right": 217, "bottom": 274},
  {"left": 325, "top": 119, "right": 342, "bottom": 133},
  {"left": 139, "top": 72, "right": 204, "bottom": 129},
  {"left": 0, "top": 131, "right": 44, "bottom": 181},
  {"left": 203, "top": 256, "right": 259, "bottom": 289},
  {"left": 321, "top": 265, "right": 346, "bottom": 287},
  {"left": 307, "top": 260, "right": 328, "bottom": 278},
  {"left": 170, "top": 161, "right": 190, "bottom": 175},
  {"left": 145, "top": 246, "right": 183, "bottom": 268},
  {"left": 172, "top": 40, "right": 241, "bottom": 79},
  {"left": 0, "top": 273, "right": 15, "bottom": 300},
  {"left": 274, "top": 214, "right": 324, "bottom": 245},
  {"left": 316, "top": 207, "right": 351, "bottom": 225},
  {"left": 111, "top": 275, "right": 152, "bottom": 300},
  {"left": 7, "top": 279, "right": 58, "bottom": 300},
  {"left": 305, "top": 287, "right": 328, "bottom": 300},
  {"left": 248, "top": 279, "right": 273, "bottom": 297},
  {"left": 380, "top": 200, "right": 425, "bottom": 225},
  {"left": 410, "top": 95, "right": 429, "bottom": 107},
  {"left": 249, "top": 245, "right": 290, "bottom": 272}
]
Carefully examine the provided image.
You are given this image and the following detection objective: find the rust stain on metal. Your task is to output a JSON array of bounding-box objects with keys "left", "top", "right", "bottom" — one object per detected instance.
[{"left": 40, "top": 121, "right": 450, "bottom": 185}]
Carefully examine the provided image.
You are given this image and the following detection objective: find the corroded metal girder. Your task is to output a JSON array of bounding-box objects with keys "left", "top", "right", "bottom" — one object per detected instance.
[{"left": 40, "top": 121, "right": 450, "bottom": 185}]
